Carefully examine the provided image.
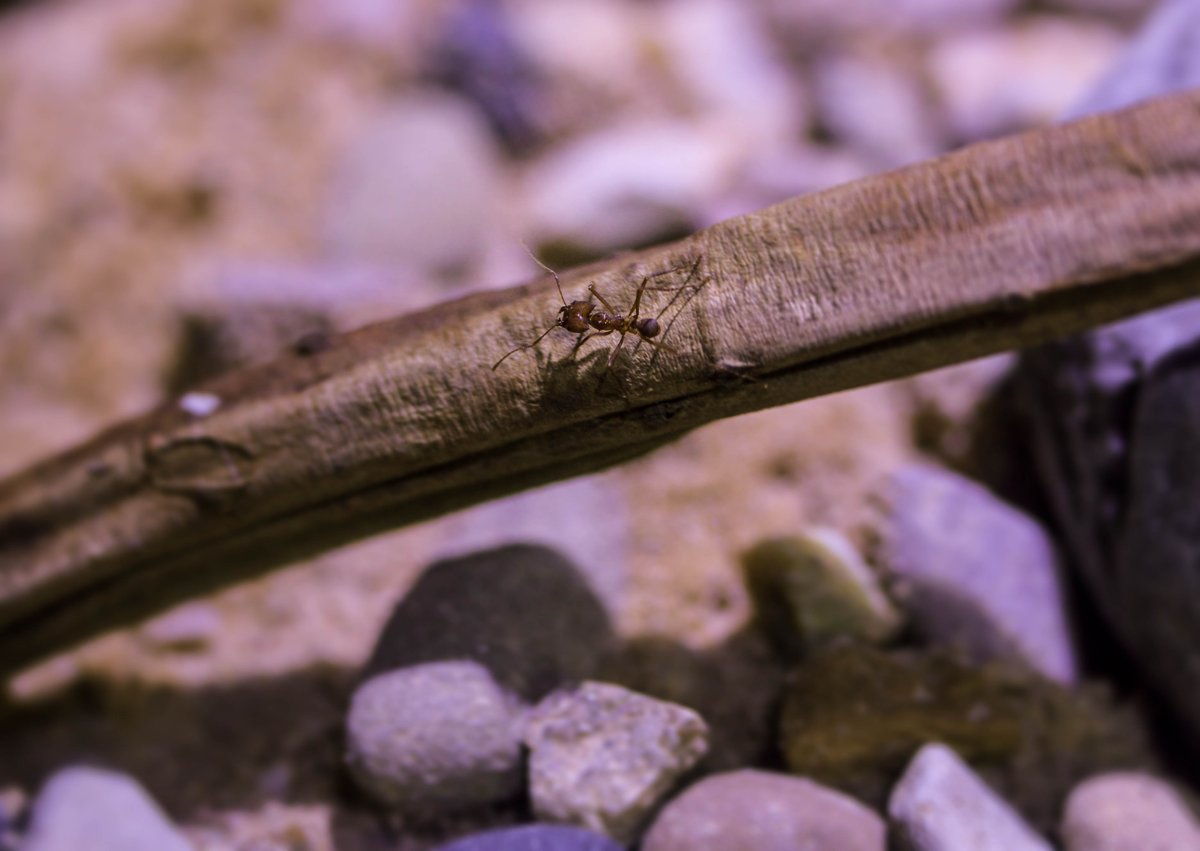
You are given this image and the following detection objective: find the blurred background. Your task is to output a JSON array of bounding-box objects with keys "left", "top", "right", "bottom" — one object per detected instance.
[{"left": 0, "top": 0, "right": 1173, "bottom": 846}]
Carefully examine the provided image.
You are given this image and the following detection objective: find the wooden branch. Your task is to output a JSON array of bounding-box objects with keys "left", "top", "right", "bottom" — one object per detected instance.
[{"left": 3, "top": 91, "right": 1200, "bottom": 674}]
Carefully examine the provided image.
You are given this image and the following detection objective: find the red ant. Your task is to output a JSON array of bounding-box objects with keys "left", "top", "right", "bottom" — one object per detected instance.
[{"left": 492, "top": 254, "right": 705, "bottom": 371}]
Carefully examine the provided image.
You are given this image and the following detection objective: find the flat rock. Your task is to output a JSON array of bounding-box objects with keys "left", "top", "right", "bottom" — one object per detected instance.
[
  {"left": 365, "top": 544, "right": 614, "bottom": 701},
  {"left": 345, "top": 660, "right": 524, "bottom": 814},
  {"left": 433, "top": 824, "right": 623, "bottom": 851},
  {"left": 641, "top": 769, "right": 885, "bottom": 851},
  {"left": 743, "top": 529, "right": 901, "bottom": 657},
  {"left": 889, "top": 743, "right": 1053, "bottom": 851},
  {"left": 1061, "top": 772, "right": 1200, "bottom": 851},
  {"left": 869, "top": 462, "right": 1078, "bottom": 683},
  {"left": 524, "top": 681, "right": 709, "bottom": 844},
  {"left": 23, "top": 766, "right": 192, "bottom": 851},
  {"left": 778, "top": 644, "right": 1150, "bottom": 828}
]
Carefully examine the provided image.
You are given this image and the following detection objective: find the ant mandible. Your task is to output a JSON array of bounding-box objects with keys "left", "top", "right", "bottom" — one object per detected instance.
[{"left": 492, "top": 253, "right": 705, "bottom": 371}]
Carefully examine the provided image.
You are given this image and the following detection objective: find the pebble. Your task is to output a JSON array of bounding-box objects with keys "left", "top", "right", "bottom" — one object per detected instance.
[
  {"left": 657, "top": 0, "right": 804, "bottom": 155},
  {"left": 344, "top": 660, "right": 524, "bottom": 814},
  {"left": 1071, "top": 0, "right": 1200, "bottom": 118},
  {"left": 869, "top": 462, "right": 1078, "bottom": 683},
  {"left": 928, "top": 17, "right": 1124, "bottom": 142},
  {"left": 759, "top": 0, "right": 1019, "bottom": 44},
  {"left": 778, "top": 644, "right": 1149, "bottom": 825},
  {"left": 889, "top": 743, "right": 1053, "bottom": 851},
  {"left": 433, "top": 824, "right": 624, "bottom": 851},
  {"left": 742, "top": 529, "right": 902, "bottom": 657},
  {"left": 322, "top": 90, "right": 503, "bottom": 275},
  {"left": 523, "top": 681, "right": 710, "bottom": 844},
  {"left": 522, "top": 119, "right": 735, "bottom": 255},
  {"left": 23, "top": 766, "right": 192, "bottom": 851},
  {"left": 364, "top": 543, "right": 615, "bottom": 701},
  {"left": 1061, "top": 772, "right": 1200, "bottom": 851},
  {"left": 641, "top": 769, "right": 885, "bottom": 851},
  {"left": 811, "top": 45, "right": 943, "bottom": 168}
]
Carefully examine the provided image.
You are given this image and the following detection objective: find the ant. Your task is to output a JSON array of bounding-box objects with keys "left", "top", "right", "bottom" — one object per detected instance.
[{"left": 492, "top": 253, "right": 706, "bottom": 371}]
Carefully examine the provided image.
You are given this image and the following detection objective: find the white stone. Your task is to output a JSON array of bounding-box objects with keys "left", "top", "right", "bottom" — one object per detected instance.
[
  {"left": 889, "top": 743, "right": 1052, "bottom": 851},
  {"left": 24, "top": 767, "right": 193, "bottom": 851},
  {"left": 524, "top": 681, "right": 709, "bottom": 843}
]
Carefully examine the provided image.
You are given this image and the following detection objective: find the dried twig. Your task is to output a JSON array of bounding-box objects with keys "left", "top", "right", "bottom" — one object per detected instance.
[{"left": 2, "top": 91, "right": 1200, "bottom": 673}]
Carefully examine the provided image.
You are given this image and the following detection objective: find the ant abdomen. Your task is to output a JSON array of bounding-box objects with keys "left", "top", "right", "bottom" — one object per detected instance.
[{"left": 636, "top": 317, "right": 660, "bottom": 338}]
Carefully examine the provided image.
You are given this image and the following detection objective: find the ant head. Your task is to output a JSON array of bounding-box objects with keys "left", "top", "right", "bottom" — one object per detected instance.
[
  {"left": 636, "top": 316, "right": 660, "bottom": 338},
  {"left": 559, "top": 301, "right": 592, "bottom": 333}
]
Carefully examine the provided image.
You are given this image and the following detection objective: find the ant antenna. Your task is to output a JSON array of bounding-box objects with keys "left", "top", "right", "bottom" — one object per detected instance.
[
  {"left": 522, "top": 242, "right": 566, "bottom": 307},
  {"left": 492, "top": 322, "right": 558, "bottom": 370}
]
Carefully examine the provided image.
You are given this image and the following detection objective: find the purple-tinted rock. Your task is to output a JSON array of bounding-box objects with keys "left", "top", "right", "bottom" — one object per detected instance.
[
  {"left": 1061, "top": 771, "right": 1200, "bottom": 851},
  {"left": 870, "top": 462, "right": 1078, "bottom": 683},
  {"left": 433, "top": 824, "right": 623, "bottom": 851},
  {"left": 641, "top": 769, "right": 885, "bottom": 851},
  {"left": 889, "top": 743, "right": 1053, "bottom": 851},
  {"left": 365, "top": 544, "right": 614, "bottom": 701}
]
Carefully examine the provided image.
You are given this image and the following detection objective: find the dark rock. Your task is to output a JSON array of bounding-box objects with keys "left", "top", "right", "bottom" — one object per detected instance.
[
  {"left": 345, "top": 660, "right": 524, "bottom": 815},
  {"left": 641, "top": 769, "right": 885, "bottom": 851},
  {"left": 777, "top": 644, "right": 1151, "bottom": 830},
  {"left": 433, "top": 824, "right": 623, "bottom": 851},
  {"left": 889, "top": 743, "right": 1052, "bottom": 851},
  {"left": 1014, "top": 306, "right": 1200, "bottom": 736},
  {"left": 365, "top": 544, "right": 614, "bottom": 701}
]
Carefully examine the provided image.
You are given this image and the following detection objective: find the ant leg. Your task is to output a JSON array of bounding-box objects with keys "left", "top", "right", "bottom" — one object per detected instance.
[
  {"left": 586, "top": 284, "right": 618, "bottom": 314},
  {"left": 631, "top": 335, "right": 680, "bottom": 359},
  {"left": 570, "top": 329, "right": 612, "bottom": 357},
  {"left": 605, "top": 331, "right": 630, "bottom": 368}
]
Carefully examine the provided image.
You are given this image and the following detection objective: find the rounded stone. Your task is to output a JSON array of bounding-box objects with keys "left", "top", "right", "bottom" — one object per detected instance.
[
  {"left": 1061, "top": 772, "right": 1200, "bottom": 851},
  {"left": 23, "top": 766, "right": 191, "bottom": 851},
  {"left": 642, "top": 769, "right": 885, "bottom": 851},
  {"left": 345, "top": 660, "right": 524, "bottom": 814}
]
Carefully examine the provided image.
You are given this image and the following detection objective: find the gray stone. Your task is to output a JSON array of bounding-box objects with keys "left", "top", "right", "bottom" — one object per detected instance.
[
  {"left": 743, "top": 529, "right": 901, "bottom": 657},
  {"left": 888, "top": 743, "right": 1052, "bottom": 851},
  {"left": 524, "top": 681, "right": 709, "bottom": 844},
  {"left": 1062, "top": 772, "right": 1200, "bottom": 851},
  {"left": 434, "top": 476, "right": 629, "bottom": 614},
  {"left": 811, "top": 46, "right": 942, "bottom": 168},
  {"left": 433, "top": 824, "right": 623, "bottom": 851},
  {"left": 345, "top": 660, "right": 524, "bottom": 814},
  {"left": 929, "top": 18, "right": 1123, "bottom": 141},
  {"left": 642, "top": 769, "right": 885, "bottom": 851},
  {"left": 323, "top": 90, "right": 502, "bottom": 275},
  {"left": 1070, "top": 0, "right": 1200, "bottom": 119},
  {"left": 24, "top": 766, "right": 192, "bottom": 851},
  {"left": 522, "top": 119, "right": 730, "bottom": 255},
  {"left": 365, "top": 544, "right": 614, "bottom": 701},
  {"left": 870, "top": 462, "right": 1078, "bottom": 683}
]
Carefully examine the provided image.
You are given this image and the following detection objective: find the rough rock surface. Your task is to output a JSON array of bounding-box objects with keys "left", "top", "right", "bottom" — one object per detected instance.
[
  {"left": 641, "top": 769, "right": 885, "bottom": 851},
  {"left": 869, "top": 462, "right": 1078, "bottom": 683},
  {"left": 888, "top": 743, "right": 1053, "bottom": 851},
  {"left": 365, "top": 544, "right": 614, "bottom": 700},
  {"left": 23, "top": 766, "right": 192, "bottom": 851},
  {"left": 344, "top": 660, "right": 524, "bottom": 814},
  {"left": 523, "top": 681, "right": 709, "bottom": 844},
  {"left": 1061, "top": 772, "right": 1200, "bottom": 851},
  {"left": 778, "top": 644, "right": 1150, "bottom": 827}
]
